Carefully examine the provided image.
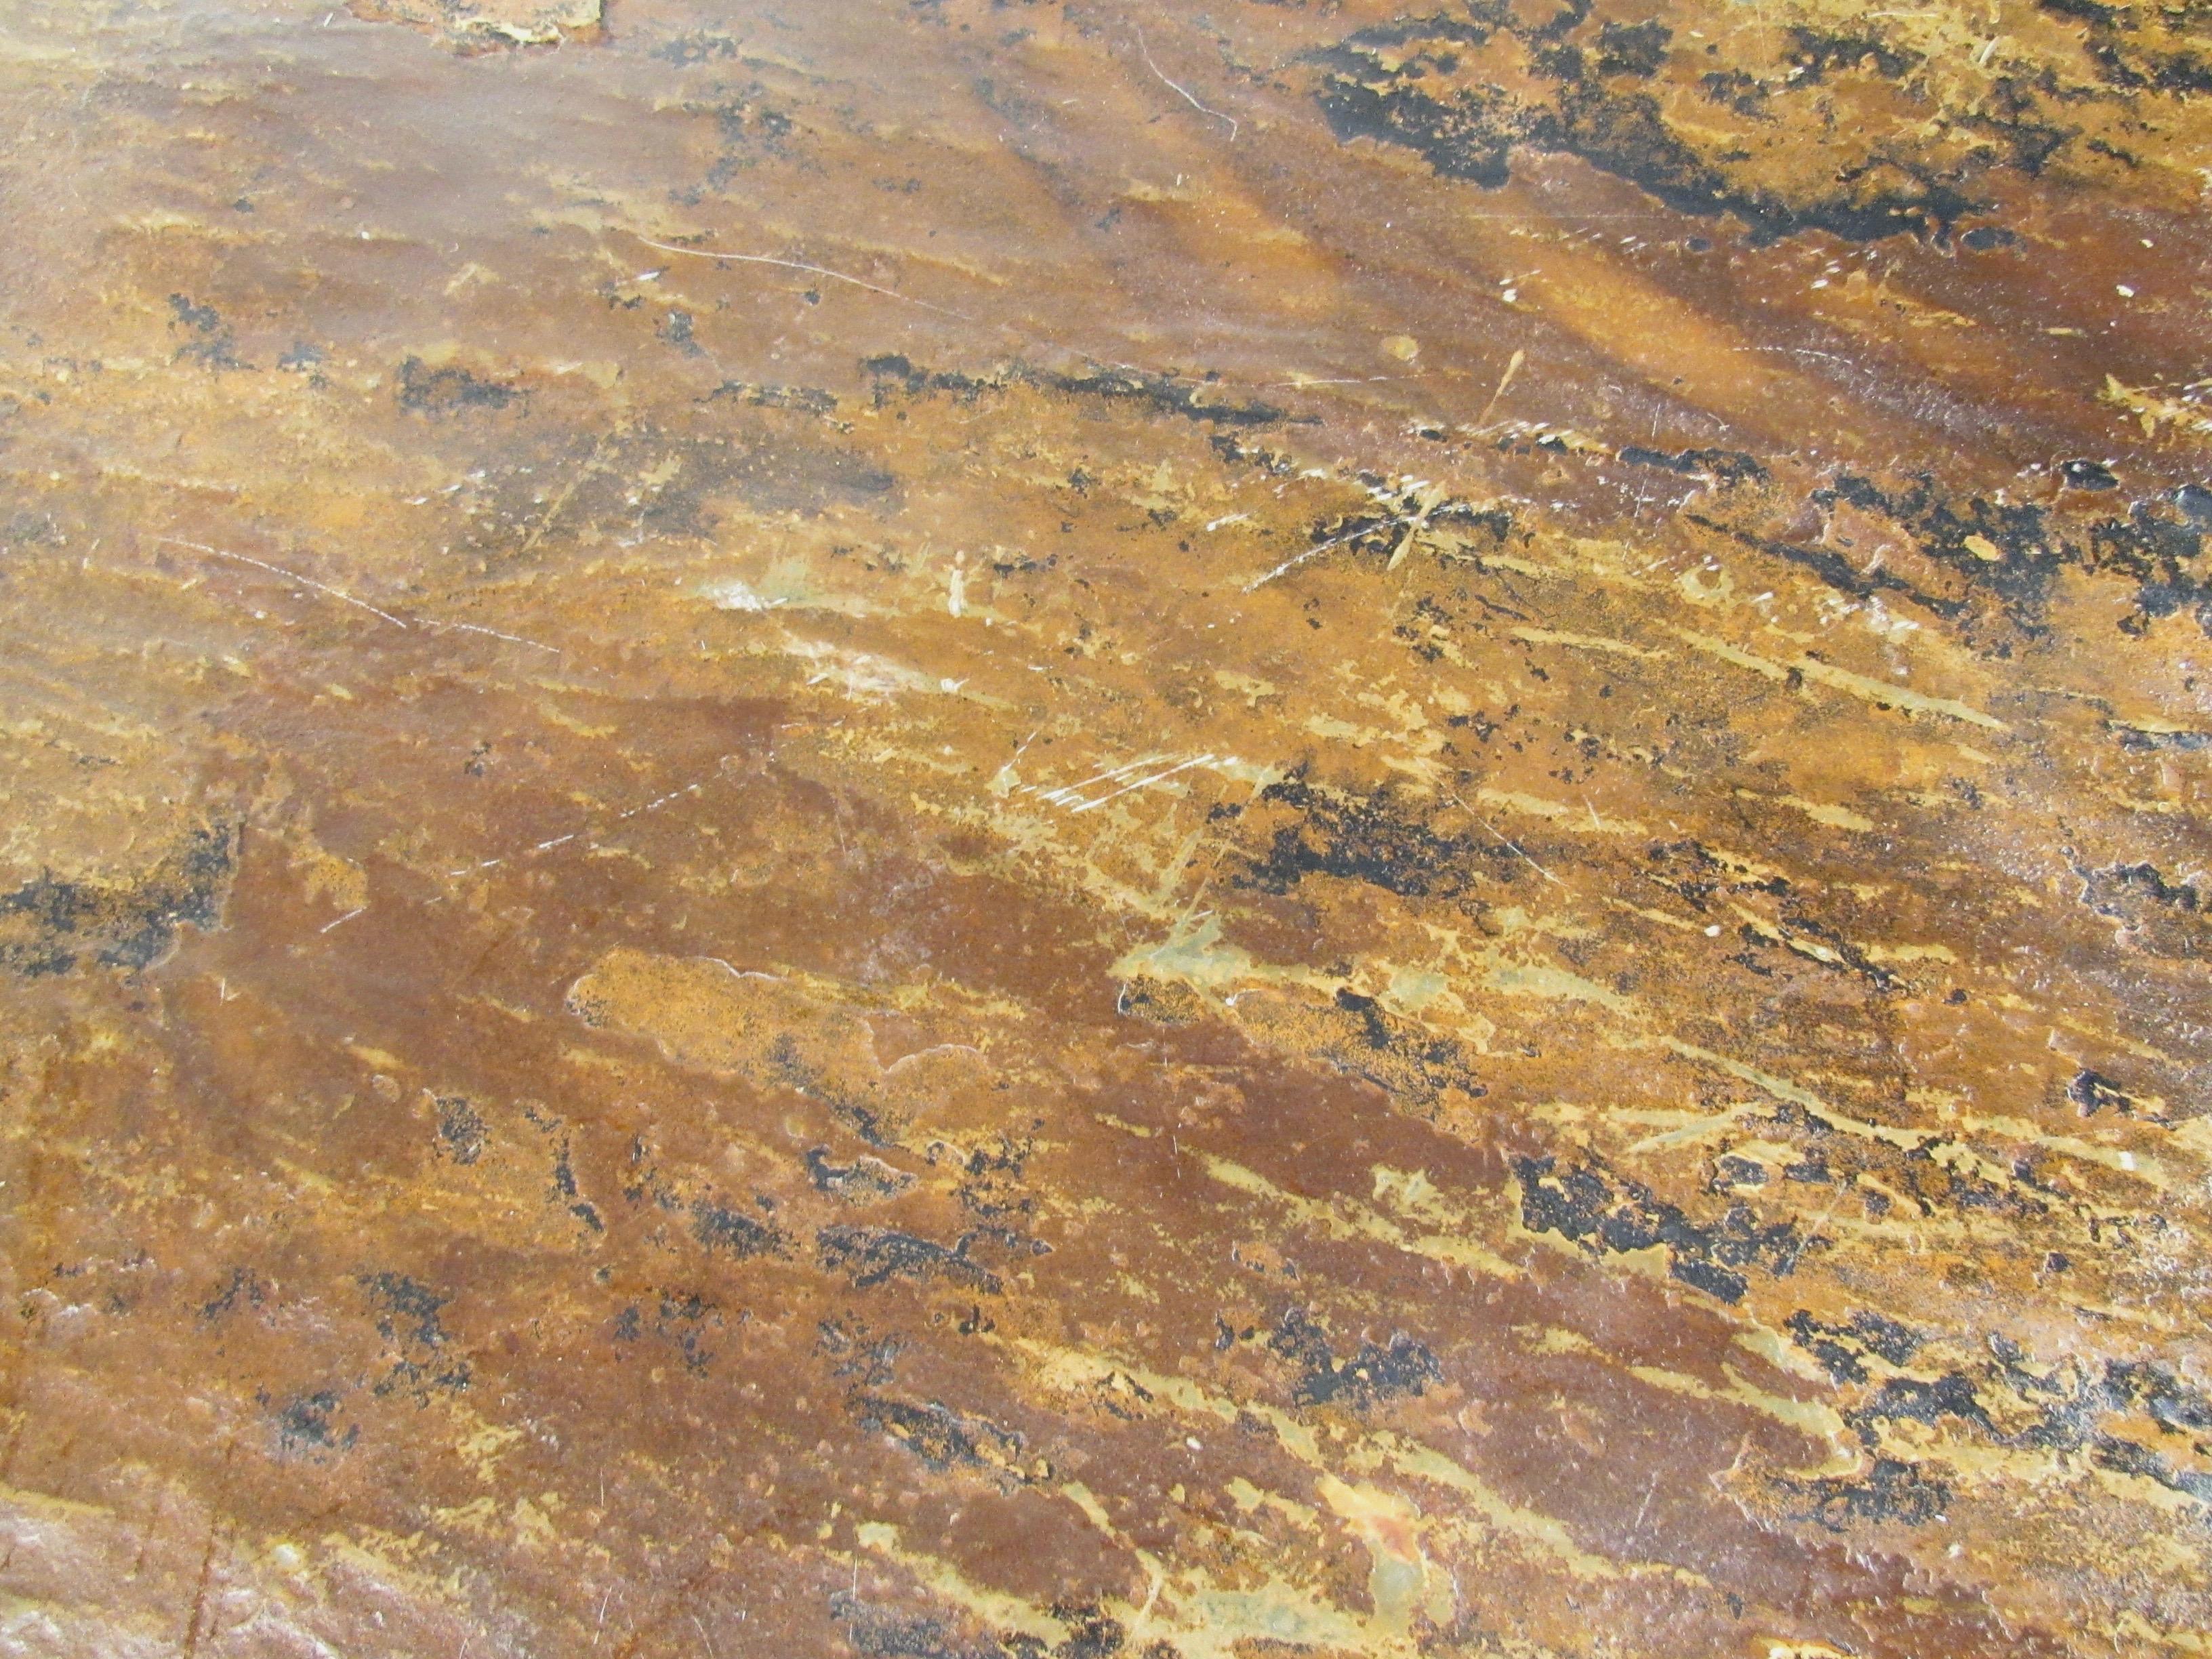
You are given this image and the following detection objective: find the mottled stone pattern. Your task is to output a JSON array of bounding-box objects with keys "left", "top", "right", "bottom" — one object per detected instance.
[{"left": 0, "top": 0, "right": 2208, "bottom": 1653}]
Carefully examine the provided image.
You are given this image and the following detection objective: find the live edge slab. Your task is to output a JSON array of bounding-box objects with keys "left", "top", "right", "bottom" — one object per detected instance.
[{"left": 1, "top": 2, "right": 2210, "bottom": 1656}]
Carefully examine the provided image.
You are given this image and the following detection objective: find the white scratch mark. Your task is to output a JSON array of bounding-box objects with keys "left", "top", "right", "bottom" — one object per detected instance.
[
  {"left": 154, "top": 536, "right": 410, "bottom": 629},
  {"left": 705, "top": 578, "right": 781, "bottom": 613},
  {"left": 1451, "top": 794, "right": 1563, "bottom": 886},
  {"left": 430, "top": 620, "right": 562, "bottom": 653},
  {"left": 701, "top": 958, "right": 782, "bottom": 983},
  {"left": 155, "top": 535, "right": 561, "bottom": 651},
  {"left": 1134, "top": 27, "right": 1238, "bottom": 140},
  {"left": 1030, "top": 753, "right": 1168, "bottom": 804},
  {"left": 1385, "top": 484, "right": 1445, "bottom": 571},
  {"left": 319, "top": 906, "right": 367, "bottom": 935},
  {"left": 1256, "top": 373, "right": 1422, "bottom": 389},
  {"left": 1242, "top": 524, "right": 1376, "bottom": 592},
  {"left": 449, "top": 771, "right": 722, "bottom": 882},
  {"left": 1069, "top": 753, "right": 1214, "bottom": 813},
  {"left": 617, "top": 781, "right": 705, "bottom": 820},
  {"left": 631, "top": 235, "right": 966, "bottom": 319},
  {"left": 1629, "top": 1475, "right": 1658, "bottom": 1542},
  {"left": 990, "top": 727, "right": 1042, "bottom": 792},
  {"left": 1473, "top": 348, "right": 1526, "bottom": 430},
  {"left": 1478, "top": 816, "right": 1560, "bottom": 885}
]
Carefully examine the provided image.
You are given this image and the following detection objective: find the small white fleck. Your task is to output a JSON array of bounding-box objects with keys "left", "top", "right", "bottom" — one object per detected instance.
[
  {"left": 1811, "top": 279, "right": 1828, "bottom": 289},
  {"left": 705, "top": 578, "right": 779, "bottom": 612},
  {"left": 2116, "top": 284, "right": 2135, "bottom": 298},
  {"left": 1185, "top": 1438, "right": 1202, "bottom": 1452},
  {"left": 1704, "top": 924, "right": 1721, "bottom": 937}
]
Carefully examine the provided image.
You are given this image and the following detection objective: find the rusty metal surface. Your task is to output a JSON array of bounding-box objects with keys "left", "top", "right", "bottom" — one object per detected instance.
[{"left": 1, "top": 1, "right": 2209, "bottom": 1653}]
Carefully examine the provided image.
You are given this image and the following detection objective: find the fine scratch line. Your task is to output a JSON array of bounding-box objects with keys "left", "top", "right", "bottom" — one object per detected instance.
[
  {"left": 155, "top": 536, "right": 410, "bottom": 629},
  {"left": 1481, "top": 818, "right": 1561, "bottom": 886},
  {"left": 447, "top": 773, "right": 721, "bottom": 879},
  {"left": 1243, "top": 525, "right": 1379, "bottom": 592},
  {"left": 630, "top": 236, "right": 968, "bottom": 319},
  {"left": 429, "top": 620, "right": 562, "bottom": 654},
  {"left": 1135, "top": 27, "right": 1237, "bottom": 140},
  {"left": 1030, "top": 753, "right": 1170, "bottom": 805},
  {"left": 1460, "top": 801, "right": 1562, "bottom": 887},
  {"left": 157, "top": 535, "right": 562, "bottom": 652},
  {"left": 1069, "top": 753, "right": 1214, "bottom": 813},
  {"left": 1473, "top": 348, "right": 1525, "bottom": 431}
]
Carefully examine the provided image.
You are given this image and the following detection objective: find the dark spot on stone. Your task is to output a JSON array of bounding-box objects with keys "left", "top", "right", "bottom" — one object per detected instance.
[
  {"left": 1618, "top": 445, "right": 1767, "bottom": 484},
  {"left": 1688, "top": 509, "right": 1961, "bottom": 622},
  {"left": 396, "top": 356, "right": 525, "bottom": 417},
  {"left": 167, "top": 294, "right": 249, "bottom": 369},
  {"left": 1780, "top": 1456, "right": 1948, "bottom": 1529},
  {"left": 274, "top": 1390, "right": 356, "bottom": 1458},
  {"left": 1240, "top": 773, "right": 1481, "bottom": 900},
  {"left": 829, "top": 1592, "right": 1008, "bottom": 1659},
  {"left": 1517, "top": 1153, "right": 1814, "bottom": 1303},
  {"left": 199, "top": 1266, "right": 268, "bottom": 1323},
  {"left": 691, "top": 1197, "right": 788, "bottom": 1258},
  {"left": 0, "top": 825, "right": 235, "bottom": 980},
  {"left": 358, "top": 1271, "right": 450, "bottom": 1350},
  {"left": 850, "top": 1392, "right": 1029, "bottom": 1479},
  {"left": 953, "top": 1137, "right": 1034, "bottom": 1221},
  {"left": 863, "top": 353, "right": 1289, "bottom": 429},
  {"left": 1312, "top": 15, "right": 1988, "bottom": 245},
  {"left": 1596, "top": 20, "right": 1671, "bottom": 77},
  {"left": 1269, "top": 1307, "right": 1442, "bottom": 1411},
  {"left": 705, "top": 380, "right": 840, "bottom": 416},
  {"left": 657, "top": 309, "right": 703, "bottom": 355},
  {"left": 817, "top": 1225, "right": 1014, "bottom": 1292},
  {"left": 435, "top": 1096, "right": 486, "bottom": 1164},
  {"left": 805, "top": 1146, "right": 916, "bottom": 1203},
  {"left": 2067, "top": 1068, "right": 2139, "bottom": 1117}
]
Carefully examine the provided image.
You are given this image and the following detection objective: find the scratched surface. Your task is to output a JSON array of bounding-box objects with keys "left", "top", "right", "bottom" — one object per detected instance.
[{"left": 1, "top": 0, "right": 2210, "bottom": 1654}]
